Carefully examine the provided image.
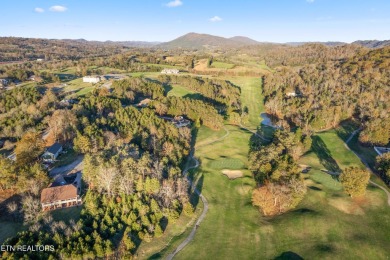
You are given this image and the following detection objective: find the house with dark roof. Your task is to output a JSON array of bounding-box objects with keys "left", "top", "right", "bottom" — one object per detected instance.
[
  {"left": 0, "top": 78, "right": 9, "bottom": 88},
  {"left": 42, "top": 143, "right": 63, "bottom": 163},
  {"left": 41, "top": 172, "right": 82, "bottom": 211}
]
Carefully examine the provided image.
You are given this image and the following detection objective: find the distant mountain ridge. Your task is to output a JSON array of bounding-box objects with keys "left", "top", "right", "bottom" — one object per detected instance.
[
  {"left": 352, "top": 40, "right": 390, "bottom": 48},
  {"left": 286, "top": 41, "right": 347, "bottom": 47},
  {"left": 157, "top": 33, "right": 261, "bottom": 49}
]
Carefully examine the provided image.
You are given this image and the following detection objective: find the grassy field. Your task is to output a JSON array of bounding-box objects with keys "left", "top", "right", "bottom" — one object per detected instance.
[
  {"left": 51, "top": 206, "right": 82, "bottom": 223},
  {"left": 210, "top": 61, "right": 235, "bottom": 69},
  {"left": 61, "top": 78, "right": 96, "bottom": 96},
  {"left": 166, "top": 84, "right": 196, "bottom": 97}
]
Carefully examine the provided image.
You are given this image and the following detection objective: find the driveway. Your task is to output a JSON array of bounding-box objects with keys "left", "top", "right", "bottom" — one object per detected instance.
[{"left": 49, "top": 155, "right": 84, "bottom": 177}]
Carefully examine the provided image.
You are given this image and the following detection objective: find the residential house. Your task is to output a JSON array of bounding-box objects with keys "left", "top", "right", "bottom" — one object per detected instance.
[
  {"left": 42, "top": 143, "right": 63, "bottom": 163},
  {"left": 83, "top": 76, "right": 101, "bottom": 83},
  {"left": 0, "top": 78, "right": 9, "bottom": 88},
  {"left": 286, "top": 92, "right": 297, "bottom": 97},
  {"left": 173, "top": 115, "right": 191, "bottom": 128},
  {"left": 41, "top": 172, "right": 82, "bottom": 211}
]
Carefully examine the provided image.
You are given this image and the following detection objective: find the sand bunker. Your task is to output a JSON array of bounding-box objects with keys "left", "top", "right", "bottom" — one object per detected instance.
[{"left": 222, "top": 169, "right": 243, "bottom": 179}]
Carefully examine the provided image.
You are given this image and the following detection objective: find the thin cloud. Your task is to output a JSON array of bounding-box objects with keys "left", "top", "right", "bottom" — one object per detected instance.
[
  {"left": 209, "top": 16, "right": 222, "bottom": 22},
  {"left": 306, "top": 0, "right": 315, "bottom": 3},
  {"left": 165, "top": 0, "right": 183, "bottom": 7},
  {"left": 49, "top": 5, "right": 68, "bottom": 12},
  {"left": 34, "top": 7, "right": 44, "bottom": 13}
]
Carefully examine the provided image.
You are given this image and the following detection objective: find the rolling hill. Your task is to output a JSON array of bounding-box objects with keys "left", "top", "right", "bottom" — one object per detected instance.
[{"left": 157, "top": 33, "right": 260, "bottom": 49}]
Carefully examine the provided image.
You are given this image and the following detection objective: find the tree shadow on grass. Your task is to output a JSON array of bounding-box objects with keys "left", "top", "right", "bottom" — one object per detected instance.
[
  {"left": 311, "top": 136, "right": 341, "bottom": 173},
  {"left": 189, "top": 171, "right": 204, "bottom": 209},
  {"left": 274, "top": 251, "right": 304, "bottom": 260}
]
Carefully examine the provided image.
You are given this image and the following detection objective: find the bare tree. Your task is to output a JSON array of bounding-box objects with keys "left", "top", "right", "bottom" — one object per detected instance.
[{"left": 22, "top": 195, "right": 41, "bottom": 223}]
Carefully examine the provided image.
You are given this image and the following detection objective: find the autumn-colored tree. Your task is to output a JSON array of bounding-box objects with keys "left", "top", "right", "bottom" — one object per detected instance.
[
  {"left": 252, "top": 177, "right": 306, "bottom": 216},
  {"left": 14, "top": 131, "right": 44, "bottom": 166},
  {"left": 339, "top": 167, "right": 370, "bottom": 197},
  {"left": 46, "top": 109, "right": 77, "bottom": 142},
  {"left": 0, "top": 156, "right": 17, "bottom": 191}
]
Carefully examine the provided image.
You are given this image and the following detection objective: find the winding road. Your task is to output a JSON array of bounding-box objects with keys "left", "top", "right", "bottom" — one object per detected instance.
[
  {"left": 344, "top": 130, "right": 390, "bottom": 206},
  {"left": 166, "top": 126, "right": 230, "bottom": 260}
]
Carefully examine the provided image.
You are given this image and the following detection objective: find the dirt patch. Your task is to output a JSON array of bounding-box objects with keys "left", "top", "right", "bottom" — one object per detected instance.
[
  {"left": 222, "top": 169, "right": 243, "bottom": 179},
  {"left": 328, "top": 198, "right": 365, "bottom": 215},
  {"left": 354, "top": 190, "right": 383, "bottom": 208}
]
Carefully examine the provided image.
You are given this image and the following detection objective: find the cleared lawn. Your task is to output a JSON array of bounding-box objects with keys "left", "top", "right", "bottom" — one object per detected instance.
[
  {"left": 0, "top": 221, "right": 25, "bottom": 244},
  {"left": 51, "top": 206, "right": 82, "bottom": 223},
  {"left": 173, "top": 125, "right": 390, "bottom": 259},
  {"left": 61, "top": 78, "right": 96, "bottom": 96},
  {"left": 166, "top": 84, "right": 196, "bottom": 97}
]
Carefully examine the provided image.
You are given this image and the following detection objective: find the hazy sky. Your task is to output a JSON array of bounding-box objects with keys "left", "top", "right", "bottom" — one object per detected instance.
[{"left": 1, "top": 0, "right": 389, "bottom": 42}]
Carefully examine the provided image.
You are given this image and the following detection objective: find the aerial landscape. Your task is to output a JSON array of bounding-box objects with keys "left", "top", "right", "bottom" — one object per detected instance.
[{"left": 0, "top": 0, "right": 389, "bottom": 259}]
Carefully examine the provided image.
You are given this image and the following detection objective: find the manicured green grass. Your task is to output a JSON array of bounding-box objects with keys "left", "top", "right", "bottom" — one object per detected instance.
[
  {"left": 194, "top": 126, "right": 227, "bottom": 148},
  {"left": 228, "top": 77, "right": 263, "bottom": 130},
  {"left": 128, "top": 72, "right": 161, "bottom": 78},
  {"left": 210, "top": 61, "right": 235, "bottom": 69},
  {"left": 208, "top": 158, "right": 245, "bottom": 170},
  {"left": 171, "top": 124, "right": 390, "bottom": 260},
  {"left": 311, "top": 130, "right": 365, "bottom": 172}
]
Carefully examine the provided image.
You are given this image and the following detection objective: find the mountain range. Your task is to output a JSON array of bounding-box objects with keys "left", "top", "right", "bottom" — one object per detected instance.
[
  {"left": 156, "top": 33, "right": 390, "bottom": 49},
  {"left": 3, "top": 33, "right": 390, "bottom": 50}
]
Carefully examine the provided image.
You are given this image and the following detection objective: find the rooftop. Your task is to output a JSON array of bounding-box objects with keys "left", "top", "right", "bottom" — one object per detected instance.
[{"left": 46, "top": 142, "right": 62, "bottom": 154}]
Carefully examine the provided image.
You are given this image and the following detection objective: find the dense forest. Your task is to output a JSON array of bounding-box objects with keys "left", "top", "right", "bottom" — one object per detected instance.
[
  {"left": 0, "top": 69, "right": 233, "bottom": 258},
  {"left": 262, "top": 47, "right": 390, "bottom": 145},
  {"left": 0, "top": 37, "right": 128, "bottom": 62}
]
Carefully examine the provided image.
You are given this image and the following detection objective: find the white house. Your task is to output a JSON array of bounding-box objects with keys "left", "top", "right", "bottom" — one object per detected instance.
[
  {"left": 42, "top": 143, "right": 63, "bottom": 163},
  {"left": 161, "top": 68, "right": 180, "bottom": 74},
  {"left": 286, "top": 92, "right": 297, "bottom": 97},
  {"left": 83, "top": 76, "right": 101, "bottom": 83}
]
